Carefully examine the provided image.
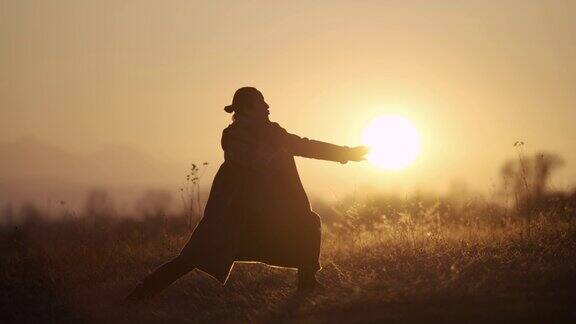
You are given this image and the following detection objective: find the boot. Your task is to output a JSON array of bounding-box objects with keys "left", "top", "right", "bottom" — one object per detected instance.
[
  {"left": 297, "top": 268, "right": 323, "bottom": 291},
  {"left": 125, "top": 257, "right": 195, "bottom": 302}
]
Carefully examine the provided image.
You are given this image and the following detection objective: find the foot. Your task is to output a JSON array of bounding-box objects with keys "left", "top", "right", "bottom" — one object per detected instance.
[{"left": 297, "top": 277, "right": 324, "bottom": 292}]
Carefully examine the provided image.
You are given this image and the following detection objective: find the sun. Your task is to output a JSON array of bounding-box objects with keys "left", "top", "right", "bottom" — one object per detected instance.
[{"left": 361, "top": 115, "right": 421, "bottom": 170}]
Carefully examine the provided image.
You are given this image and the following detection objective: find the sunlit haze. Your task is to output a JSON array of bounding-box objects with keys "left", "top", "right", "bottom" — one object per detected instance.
[{"left": 2, "top": 0, "right": 576, "bottom": 207}]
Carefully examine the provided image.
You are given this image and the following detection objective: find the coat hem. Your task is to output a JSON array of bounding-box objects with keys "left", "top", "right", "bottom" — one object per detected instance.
[{"left": 196, "top": 261, "right": 320, "bottom": 286}]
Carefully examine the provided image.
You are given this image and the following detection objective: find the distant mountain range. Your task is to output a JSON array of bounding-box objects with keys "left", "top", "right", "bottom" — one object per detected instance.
[{"left": 0, "top": 137, "right": 191, "bottom": 211}]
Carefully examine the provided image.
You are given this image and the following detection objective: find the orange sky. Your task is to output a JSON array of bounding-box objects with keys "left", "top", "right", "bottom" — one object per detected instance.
[{"left": 2, "top": 0, "right": 576, "bottom": 199}]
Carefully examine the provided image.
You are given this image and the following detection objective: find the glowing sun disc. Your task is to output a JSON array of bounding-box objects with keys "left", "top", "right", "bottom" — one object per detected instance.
[{"left": 362, "top": 115, "right": 421, "bottom": 170}]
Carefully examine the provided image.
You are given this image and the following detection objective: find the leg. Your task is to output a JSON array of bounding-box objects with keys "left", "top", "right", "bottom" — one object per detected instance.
[
  {"left": 298, "top": 211, "right": 322, "bottom": 291},
  {"left": 297, "top": 266, "right": 321, "bottom": 290},
  {"left": 126, "top": 255, "right": 196, "bottom": 301}
]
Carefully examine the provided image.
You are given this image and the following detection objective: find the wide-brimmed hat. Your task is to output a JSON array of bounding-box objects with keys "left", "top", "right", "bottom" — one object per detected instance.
[{"left": 224, "top": 87, "right": 263, "bottom": 113}]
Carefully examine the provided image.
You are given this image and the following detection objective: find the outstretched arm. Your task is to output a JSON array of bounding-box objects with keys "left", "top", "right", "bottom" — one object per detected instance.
[
  {"left": 222, "top": 122, "right": 368, "bottom": 169},
  {"left": 277, "top": 126, "right": 368, "bottom": 163}
]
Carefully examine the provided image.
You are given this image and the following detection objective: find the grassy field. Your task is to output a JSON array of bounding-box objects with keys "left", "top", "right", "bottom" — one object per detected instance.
[{"left": 1, "top": 196, "right": 576, "bottom": 323}]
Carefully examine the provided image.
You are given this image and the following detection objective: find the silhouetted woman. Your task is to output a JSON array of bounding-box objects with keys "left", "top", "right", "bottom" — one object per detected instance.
[{"left": 127, "top": 87, "right": 367, "bottom": 300}]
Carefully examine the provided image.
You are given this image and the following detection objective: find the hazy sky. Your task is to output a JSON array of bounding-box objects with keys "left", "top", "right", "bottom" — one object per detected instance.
[{"left": 2, "top": 0, "right": 576, "bottom": 198}]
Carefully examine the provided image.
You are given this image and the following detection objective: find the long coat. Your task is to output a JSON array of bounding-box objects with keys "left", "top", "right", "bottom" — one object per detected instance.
[{"left": 180, "top": 119, "right": 350, "bottom": 284}]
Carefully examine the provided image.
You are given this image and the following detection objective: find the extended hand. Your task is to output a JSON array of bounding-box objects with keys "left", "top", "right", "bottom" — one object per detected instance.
[{"left": 347, "top": 146, "right": 370, "bottom": 162}]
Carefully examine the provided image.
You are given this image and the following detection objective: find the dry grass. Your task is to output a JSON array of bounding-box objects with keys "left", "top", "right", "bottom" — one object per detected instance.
[{"left": 1, "top": 198, "right": 575, "bottom": 323}]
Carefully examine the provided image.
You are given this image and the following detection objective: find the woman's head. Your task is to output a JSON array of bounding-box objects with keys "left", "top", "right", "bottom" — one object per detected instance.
[{"left": 225, "top": 87, "right": 270, "bottom": 122}]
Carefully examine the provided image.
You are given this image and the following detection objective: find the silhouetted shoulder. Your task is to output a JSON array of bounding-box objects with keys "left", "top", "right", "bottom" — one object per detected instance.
[
  {"left": 269, "top": 122, "right": 282, "bottom": 129},
  {"left": 269, "top": 122, "right": 288, "bottom": 135},
  {"left": 267, "top": 122, "right": 302, "bottom": 146}
]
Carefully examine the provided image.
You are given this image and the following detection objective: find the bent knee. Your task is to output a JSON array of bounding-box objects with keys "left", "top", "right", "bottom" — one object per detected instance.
[{"left": 173, "top": 254, "right": 197, "bottom": 269}]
